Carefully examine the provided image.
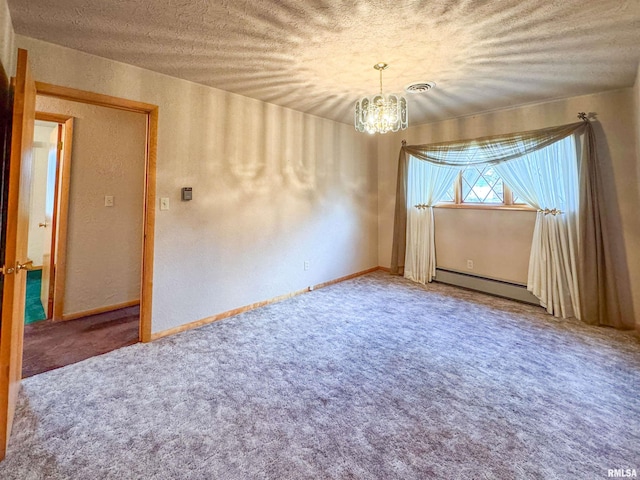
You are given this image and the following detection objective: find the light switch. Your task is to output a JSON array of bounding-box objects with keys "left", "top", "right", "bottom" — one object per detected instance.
[
  {"left": 104, "top": 195, "right": 114, "bottom": 207},
  {"left": 160, "top": 197, "right": 170, "bottom": 211}
]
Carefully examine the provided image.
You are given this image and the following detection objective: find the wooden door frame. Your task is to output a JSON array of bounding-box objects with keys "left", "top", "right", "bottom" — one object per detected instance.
[
  {"left": 33, "top": 112, "right": 72, "bottom": 320},
  {"left": 34, "top": 82, "right": 157, "bottom": 343}
]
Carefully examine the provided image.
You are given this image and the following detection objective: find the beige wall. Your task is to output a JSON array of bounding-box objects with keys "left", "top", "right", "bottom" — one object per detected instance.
[
  {"left": 0, "top": 0, "right": 14, "bottom": 77},
  {"left": 378, "top": 89, "right": 640, "bottom": 324},
  {"left": 35, "top": 97, "right": 146, "bottom": 316},
  {"left": 17, "top": 36, "right": 378, "bottom": 334},
  {"left": 433, "top": 208, "right": 536, "bottom": 284}
]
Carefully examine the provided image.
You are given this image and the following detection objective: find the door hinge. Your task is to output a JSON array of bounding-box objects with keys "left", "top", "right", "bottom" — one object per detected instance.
[{"left": 58, "top": 141, "right": 63, "bottom": 150}]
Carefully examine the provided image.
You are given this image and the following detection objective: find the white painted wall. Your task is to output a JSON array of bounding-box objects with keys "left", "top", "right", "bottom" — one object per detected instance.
[
  {"left": 27, "top": 123, "right": 57, "bottom": 267},
  {"left": 17, "top": 36, "right": 379, "bottom": 334},
  {"left": 35, "top": 97, "right": 147, "bottom": 316},
  {"left": 378, "top": 88, "right": 640, "bottom": 325}
]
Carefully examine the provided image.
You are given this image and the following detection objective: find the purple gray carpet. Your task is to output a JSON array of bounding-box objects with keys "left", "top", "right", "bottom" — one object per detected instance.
[{"left": 1, "top": 271, "right": 639, "bottom": 479}]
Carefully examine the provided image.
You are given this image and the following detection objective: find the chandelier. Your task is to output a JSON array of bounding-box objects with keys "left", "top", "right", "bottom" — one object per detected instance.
[{"left": 355, "top": 63, "right": 408, "bottom": 134}]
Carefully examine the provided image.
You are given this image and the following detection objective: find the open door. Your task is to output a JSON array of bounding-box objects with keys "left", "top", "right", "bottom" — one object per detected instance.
[
  {"left": 0, "top": 49, "right": 36, "bottom": 460},
  {"left": 40, "top": 126, "right": 60, "bottom": 318}
]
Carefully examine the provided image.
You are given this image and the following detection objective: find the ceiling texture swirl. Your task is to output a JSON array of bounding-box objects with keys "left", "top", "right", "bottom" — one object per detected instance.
[{"left": 7, "top": 0, "right": 640, "bottom": 126}]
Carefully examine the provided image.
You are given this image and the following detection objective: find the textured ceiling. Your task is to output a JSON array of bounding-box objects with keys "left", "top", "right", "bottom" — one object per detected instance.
[{"left": 7, "top": 0, "right": 640, "bottom": 126}]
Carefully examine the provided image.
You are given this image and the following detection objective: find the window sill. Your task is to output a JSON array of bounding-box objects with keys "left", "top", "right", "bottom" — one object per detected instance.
[{"left": 434, "top": 203, "right": 536, "bottom": 212}]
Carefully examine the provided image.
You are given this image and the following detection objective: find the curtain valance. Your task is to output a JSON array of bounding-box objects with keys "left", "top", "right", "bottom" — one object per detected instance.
[
  {"left": 401, "top": 121, "right": 586, "bottom": 166},
  {"left": 390, "top": 119, "right": 628, "bottom": 329}
]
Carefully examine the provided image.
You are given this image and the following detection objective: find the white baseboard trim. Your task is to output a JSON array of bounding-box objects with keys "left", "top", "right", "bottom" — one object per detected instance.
[{"left": 434, "top": 269, "right": 539, "bottom": 305}]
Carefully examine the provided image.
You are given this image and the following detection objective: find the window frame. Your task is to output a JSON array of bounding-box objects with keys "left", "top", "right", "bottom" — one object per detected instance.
[{"left": 436, "top": 171, "right": 536, "bottom": 211}]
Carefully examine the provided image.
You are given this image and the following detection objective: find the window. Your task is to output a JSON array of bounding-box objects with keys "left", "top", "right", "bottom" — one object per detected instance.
[
  {"left": 462, "top": 166, "right": 503, "bottom": 203},
  {"left": 440, "top": 165, "right": 527, "bottom": 207}
]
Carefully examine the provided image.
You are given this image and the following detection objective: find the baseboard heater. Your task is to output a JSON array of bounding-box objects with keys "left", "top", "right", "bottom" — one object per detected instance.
[{"left": 433, "top": 268, "right": 539, "bottom": 305}]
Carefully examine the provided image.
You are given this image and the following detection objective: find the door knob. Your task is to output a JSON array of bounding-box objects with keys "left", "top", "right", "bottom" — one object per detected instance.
[
  {"left": 38, "top": 222, "right": 48, "bottom": 228},
  {"left": 17, "top": 260, "right": 33, "bottom": 271}
]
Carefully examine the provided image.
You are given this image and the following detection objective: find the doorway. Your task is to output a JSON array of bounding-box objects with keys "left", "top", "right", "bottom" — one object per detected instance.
[
  {"left": 31, "top": 82, "right": 157, "bottom": 345},
  {"left": 24, "top": 116, "right": 65, "bottom": 325},
  {"left": 21, "top": 92, "right": 155, "bottom": 377}
]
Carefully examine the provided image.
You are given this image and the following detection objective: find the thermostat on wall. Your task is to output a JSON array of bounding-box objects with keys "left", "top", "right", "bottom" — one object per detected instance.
[{"left": 181, "top": 187, "right": 192, "bottom": 201}]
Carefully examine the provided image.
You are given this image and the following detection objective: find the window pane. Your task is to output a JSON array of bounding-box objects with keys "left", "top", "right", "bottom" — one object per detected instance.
[
  {"left": 462, "top": 166, "right": 503, "bottom": 203},
  {"left": 462, "top": 167, "right": 481, "bottom": 202},
  {"left": 443, "top": 182, "right": 455, "bottom": 202},
  {"left": 512, "top": 192, "right": 522, "bottom": 204}
]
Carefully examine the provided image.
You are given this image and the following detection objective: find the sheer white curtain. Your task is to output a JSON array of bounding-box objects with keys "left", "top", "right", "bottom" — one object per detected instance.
[
  {"left": 494, "top": 136, "right": 580, "bottom": 319},
  {"left": 404, "top": 156, "right": 458, "bottom": 284}
]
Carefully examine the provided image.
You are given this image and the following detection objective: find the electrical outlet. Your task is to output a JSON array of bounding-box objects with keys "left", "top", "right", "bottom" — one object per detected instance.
[
  {"left": 104, "top": 195, "right": 114, "bottom": 207},
  {"left": 304, "top": 260, "right": 310, "bottom": 271},
  {"left": 467, "top": 259, "right": 474, "bottom": 270},
  {"left": 160, "top": 197, "right": 170, "bottom": 211}
]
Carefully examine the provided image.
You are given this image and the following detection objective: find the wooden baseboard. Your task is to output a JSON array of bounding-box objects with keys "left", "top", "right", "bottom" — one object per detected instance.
[
  {"left": 60, "top": 299, "right": 140, "bottom": 322},
  {"left": 150, "top": 266, "right": 382, "bottom": 341}
]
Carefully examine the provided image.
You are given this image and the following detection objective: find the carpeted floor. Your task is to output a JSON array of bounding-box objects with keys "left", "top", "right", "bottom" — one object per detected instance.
[
  {"left": 1, "top": 271, "right": 638, "bottom": 479},
  {"left": 24, "top": 269, "right": 46, "bottom": 325}
]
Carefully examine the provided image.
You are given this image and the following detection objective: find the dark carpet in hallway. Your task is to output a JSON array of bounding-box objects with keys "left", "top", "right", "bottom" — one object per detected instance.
[{"left": 22, "top": 305, "right": 139, "bottom": 378}]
